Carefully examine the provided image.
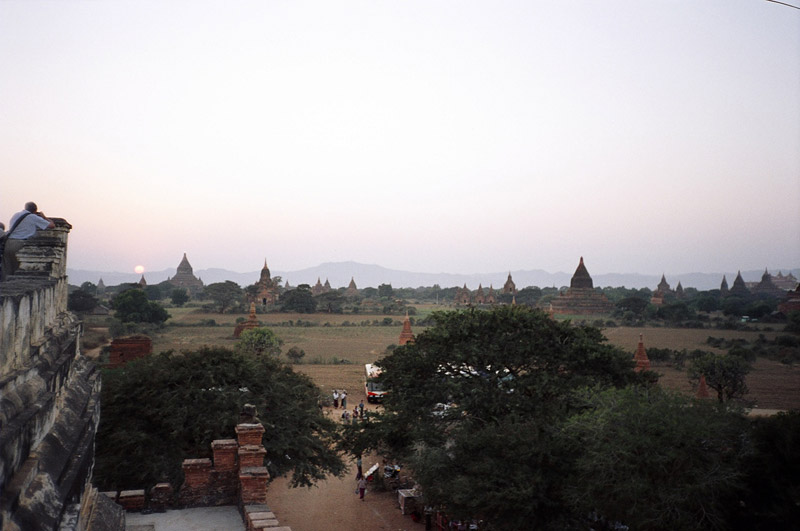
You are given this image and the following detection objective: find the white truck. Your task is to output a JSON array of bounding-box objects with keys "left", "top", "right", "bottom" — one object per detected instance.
[{"left": 364, "top": 363, "right": 387, "bottom": 403}]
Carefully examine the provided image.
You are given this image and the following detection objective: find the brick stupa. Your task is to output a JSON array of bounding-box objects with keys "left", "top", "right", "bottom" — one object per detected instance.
[
  {"left": 345, "top": 277, "right": 359, "bottom": 297},
  {"left": 633, "top": 334, "right": 651, "bottom": 372},
  {"left": 549, "top": 257, "right": 613, "bottom": 315},
  {"left": 398, "top": 313, "right": 415, "bottom": 346},
  {"left": 730, "top": 271, "right": 750, "bottom": 296},
  {"left": 696, "top": 374, "right": 711, "bottom": 399},
  {"left": 234, "top": 302, "right": 260, "bottom": 338}
]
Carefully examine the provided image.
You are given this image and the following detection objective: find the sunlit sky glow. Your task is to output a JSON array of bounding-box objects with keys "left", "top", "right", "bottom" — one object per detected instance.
[{"left": 2, "top": 1, "right": 798, "bottom": 276}]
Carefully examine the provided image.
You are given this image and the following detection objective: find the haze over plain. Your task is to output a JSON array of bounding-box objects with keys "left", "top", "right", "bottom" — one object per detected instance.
[{"left": 2, "top": 1, "right": 798, "bottom": 277}]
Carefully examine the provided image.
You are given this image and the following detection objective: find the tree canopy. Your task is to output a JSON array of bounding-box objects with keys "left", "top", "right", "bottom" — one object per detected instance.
[
  {"left": 235, "top": 327, "right": 283, "bottom": 357},
  {"left": 95, "top": 347, "right": 344, "bottom": 491},
  {"left": 280, "top": 285, "right": 317, "bottom": 313},
  {"left": 689, "top": 352, "right": 751, "bottom": 403},
  {"left": 564, "top": 386, "right": 749, "bottom": 530},
  {"left": 340, "top": 306, "right": 645, "bottom": 529},
  {"left": 68, "top": 288, "right": 99, "bottom": 312},
  {"left": 203, "top": 281, "right": 243, "bottom": 313},
  {"left": 112, "top": 288, "right": 170, "bottom": 324},
  {"left": 171, "top": 288, "right": 189, "bottom": 307}
]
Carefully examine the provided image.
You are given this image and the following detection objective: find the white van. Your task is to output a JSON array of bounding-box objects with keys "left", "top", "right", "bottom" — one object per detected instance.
[{"left": 364, "top": 363, "right": 387, "bottom": 403}]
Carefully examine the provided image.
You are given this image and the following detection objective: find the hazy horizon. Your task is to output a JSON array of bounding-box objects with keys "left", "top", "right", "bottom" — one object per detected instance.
[
  {"left": 3, "top": 1, "right": 798, "bottom": 277},
  {"left": 65, "top": 258, "right": 800, "bottom": 292}
]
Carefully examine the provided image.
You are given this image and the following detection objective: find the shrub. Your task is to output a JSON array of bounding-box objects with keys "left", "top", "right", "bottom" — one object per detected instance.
[{"left": 776, "top": 335, "right": 800, "bottom": 348}]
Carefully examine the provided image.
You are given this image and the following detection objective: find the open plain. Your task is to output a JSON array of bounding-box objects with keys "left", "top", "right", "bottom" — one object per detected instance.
[
  {"left": 126, "top": 305, "right": 800, "bottom": 411},
  {"left": 86, "top": 306, "right": 799, "bottom": 530}
]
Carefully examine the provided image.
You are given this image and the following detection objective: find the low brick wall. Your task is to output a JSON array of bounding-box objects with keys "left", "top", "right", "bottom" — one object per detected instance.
[{"left": 107, "top": 336, "right": 152, "bottom": 367}]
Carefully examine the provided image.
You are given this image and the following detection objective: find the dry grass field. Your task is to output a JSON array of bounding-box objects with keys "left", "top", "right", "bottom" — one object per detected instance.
[
  {"left": 95, "top": 307, "right": 799, "bottom": 412},
  {"left": 603, "top": 326, "right": 800, "bottom": 411}
]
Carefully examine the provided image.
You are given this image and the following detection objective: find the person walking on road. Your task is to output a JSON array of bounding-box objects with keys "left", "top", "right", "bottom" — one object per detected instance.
[
  {"left": 333, "top": 389, "right": 339, "bottom": 409},
  {"left": 357, "top": 477, "right": 367, "bottom": 500},
  {"left": 355, "top": 455, "right": 363, "bottom": 480},
  {"left": 341, "top": 390, "right": 347, "bottom": 410}
]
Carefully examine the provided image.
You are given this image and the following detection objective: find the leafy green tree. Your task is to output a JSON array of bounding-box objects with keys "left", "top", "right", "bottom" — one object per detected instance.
[
  {"left": 286, "top": 346, "right": 306, "bottom": 364},
  {"left": 235, "top": 327, "right": 282, "bottom": 357},
  {"left": 722, "top": 296, "right": 748, "bottom": 317},
  {"left": 689, "top": 352, "right": 751, "bottom": 403},
  {"left": 203, "top": 281, "right": 243, "bottom": 313},
  {"left": 656, "top": 301, "right": 694, "bottom": 322},
  {"left": 564, "top": 386, "right": 749, "bottom": 530},
  {"left": 243, "top": 283, "right": 260, "bottom": 301},
  {"left": 144, "top": 284, "right": 162, "bottom": 301},
  {"left": 378, "top": 283, "right": 394, "bottom": 298},
  {"left": 729, "top": 411, "right": 800, "bottom": 529},
  {"left": 280, "top": 285, "right": 317, "bottom": 313},
  {"left": 112, "top": 288, "right": 170, "bottom": 324},
  {"left": 94, "top": 348, "right": 345, "bottom": 491},
  {"left": 695, "top": 295, "right": 720, "bottom": 313},
  {"left": 745, "top": 300, "right": 774, "bottom": 319},
  {"left": 80, "top": 281, "right": 97, "bottom": 295},
  {"left": 171, "top": 288, "right": 189, "bottom": 307},
  {"left": 514, "top": 286, "right": 542, "bottom": 306},
  {"left": 68, "top": 288, "right": 99, "bottom": 312},
  {"left": 786, "top": 311, "right": 800, "bottom": 334},
  {"left": 361, "top": 287, "right": 378, "bottom": 299},
  {"left": 340, "top": 306, "right": 644, "bottom": 529},
  {"left": 615, "top": 296, "right": 649, "bottom": 316},
  {"left": 315, "top": 291, "right": 345, "bottom": 313}
]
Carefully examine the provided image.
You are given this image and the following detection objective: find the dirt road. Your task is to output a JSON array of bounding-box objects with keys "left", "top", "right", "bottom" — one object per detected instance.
[{"left": 266, "top": 414, "right": 420, "bottom": 531}]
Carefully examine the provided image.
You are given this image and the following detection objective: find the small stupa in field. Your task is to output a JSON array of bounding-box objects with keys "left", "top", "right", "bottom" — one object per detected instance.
[
  {"left": 398, "top": 313, "right": 415, "bottom": 346},
  {"left": 696, "top": 374, "right": 711, "bottom": 399},
  {"left": 633, "top": 334, "right": 651, "bottom": 372},
  {"left": 234, "top": 302, "right": 260, "bottom": 338}
]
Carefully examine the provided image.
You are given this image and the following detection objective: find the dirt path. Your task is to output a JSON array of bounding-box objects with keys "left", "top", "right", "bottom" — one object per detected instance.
[{"left": 265, "top": 407, "right": 421, "bottom": 531}]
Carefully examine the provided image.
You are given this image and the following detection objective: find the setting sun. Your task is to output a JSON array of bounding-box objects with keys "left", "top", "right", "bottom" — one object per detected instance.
[{"left": 134, "top": 265, "right": 144, "bottom": 274}]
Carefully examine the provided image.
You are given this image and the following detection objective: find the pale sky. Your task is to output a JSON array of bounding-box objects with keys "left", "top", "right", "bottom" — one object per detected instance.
[{"left": 2, "top": 1, "right": 799, "bottom": 276}]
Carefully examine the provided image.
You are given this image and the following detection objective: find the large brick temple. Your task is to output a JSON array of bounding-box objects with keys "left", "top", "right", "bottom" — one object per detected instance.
[
  {"left": 167, "top": 253, "right": 204, "bottom": 296},
  {"left": 549, "top": 257, "right": 613, "bottom": 315}
]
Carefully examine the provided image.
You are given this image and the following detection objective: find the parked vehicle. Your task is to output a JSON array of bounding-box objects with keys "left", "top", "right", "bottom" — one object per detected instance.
[{"left": 364, "top": 363, "right": 387, "bottom": 403}]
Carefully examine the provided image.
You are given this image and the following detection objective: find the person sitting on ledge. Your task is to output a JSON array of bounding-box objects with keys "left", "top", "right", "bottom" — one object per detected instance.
[{"left": 1, "top": 202, "right": 55, "bottom": 281}]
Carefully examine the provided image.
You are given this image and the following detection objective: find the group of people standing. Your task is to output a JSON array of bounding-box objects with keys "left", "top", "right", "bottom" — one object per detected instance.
[
  {"left": 1, "top": 202, "right": 55, "bottom": 281},
  {"left": 332, "top": 389, "right": 348, "bottom": 409},
  {"left": 335, "top": 390, "right": 367, "bottom": 424}
]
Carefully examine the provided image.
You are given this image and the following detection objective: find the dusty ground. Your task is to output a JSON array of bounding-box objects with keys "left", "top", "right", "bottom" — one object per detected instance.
[{"left": 265, "top": 405, "right": 421, "bottom": 531}]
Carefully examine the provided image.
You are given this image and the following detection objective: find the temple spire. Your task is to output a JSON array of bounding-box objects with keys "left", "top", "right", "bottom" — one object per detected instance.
[
  {"left": 696, "top": 374, "right": 710, "bottom": 399},
  {"left": 633, "top": 334, "right": 651, "bottom": 372},
  {"left": 399, "top": 312, "right": 415, "bottom": 346}
]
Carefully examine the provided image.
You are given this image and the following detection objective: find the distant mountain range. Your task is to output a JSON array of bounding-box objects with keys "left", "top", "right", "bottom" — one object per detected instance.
[{"left": 66, "top": 261, "right": 799, "bottom": 292}]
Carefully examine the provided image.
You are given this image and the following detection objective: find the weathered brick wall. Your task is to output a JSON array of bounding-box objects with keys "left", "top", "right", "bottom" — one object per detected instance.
[
  {"left": 176, "top": 425, "right": 268, "bottom": 508},
  {"left": 0, "top": 219, "right": 123, "bottom": 530},
  {"left": 107, "top": 336, "right": 152, "bottom": 367}
]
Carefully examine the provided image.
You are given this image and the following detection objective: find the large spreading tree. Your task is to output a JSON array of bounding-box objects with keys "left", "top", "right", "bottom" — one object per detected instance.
[
  {"left": 203, "top": 281, "right": 243, "bottom": 313},
  {"left": 688, "top": 351, "right": 751, "bottom": 403},
  {"left": 341, "top": 306, "right": 646, "bottom": 529},
  {"left": 564, "top": 386, "right": 749, "bottom": 530},
  {"left": 95, "top": 347, "right": 345, "bottom": 491},
  {"left": 112, "top": 288, "right": 170, "bottom": 324}
]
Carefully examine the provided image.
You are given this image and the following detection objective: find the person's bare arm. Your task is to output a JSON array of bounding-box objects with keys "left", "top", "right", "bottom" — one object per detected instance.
[{"left": 37, "top": 211, "right": 56, "bottom": 229}]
